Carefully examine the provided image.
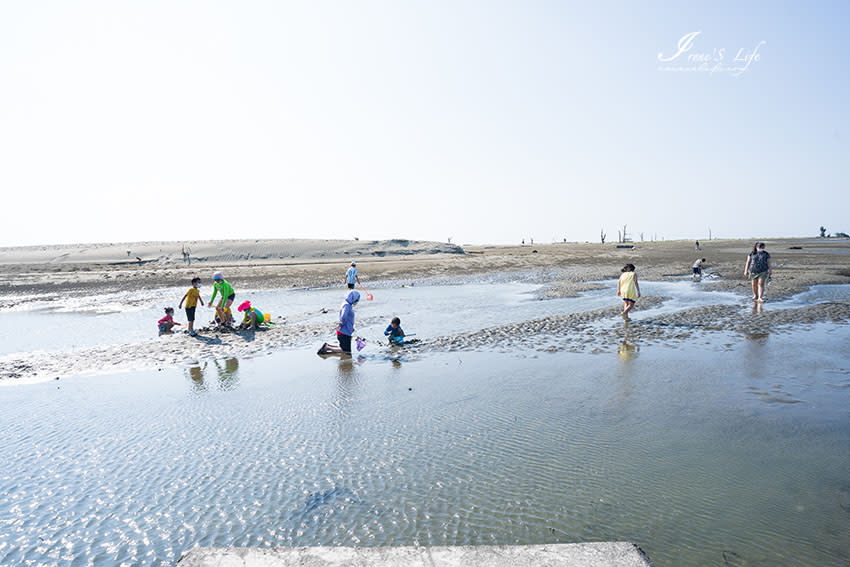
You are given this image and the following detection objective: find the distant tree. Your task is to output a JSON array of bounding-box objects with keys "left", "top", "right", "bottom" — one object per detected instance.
[
  {"left": 835, "top": 232, "right": 849, "bottom": 238},
  {"left": 819, "top": 226, "right": 827, "bottom": 238},
  {"left": 600, "top": 229, "right": 607, "bottom": 244}
]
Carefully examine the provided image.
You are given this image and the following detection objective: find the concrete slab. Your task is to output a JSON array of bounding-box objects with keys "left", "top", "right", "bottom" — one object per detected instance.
[{"left": 177, "top": 543, "right": 652, "bottom": 567}]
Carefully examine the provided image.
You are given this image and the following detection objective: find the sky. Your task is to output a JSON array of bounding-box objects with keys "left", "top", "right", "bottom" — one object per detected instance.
[{"left": 1, "top": 0, "right": 848, "bottom": 247}]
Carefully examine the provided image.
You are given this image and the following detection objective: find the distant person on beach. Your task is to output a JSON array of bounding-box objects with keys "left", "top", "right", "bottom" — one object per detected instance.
[
  {"left": 617, "top": 264, "right": 641, "bottom": 319},
  {"left": 384, "top": 317, "right": 406, "bottom": 345},
  {"left": 695, "top": 240, "right": 701, "bottom": 250},
  {"left": 237, "top": 301, "right": 266, "bottom": 329},
  {"left": 744, "top": 242, "right": 772, "bottom": 302},
  {"left": 209, "top": 272, "right": 235, "bottom": 326},
  {"left": 346, "top": 262, "right": 361, "bottom": 289},
  {"left": 692, "top": 258, "right": 706, "bottom": 280},
  {"left": 179, "top": 277, "right": 204, "bottom": 336},
  {"left": 158, "top": 307, "right": 181, "bottom": 334},
  {"left": 318, "top": 290, "right": 360, "bottom": 355}
]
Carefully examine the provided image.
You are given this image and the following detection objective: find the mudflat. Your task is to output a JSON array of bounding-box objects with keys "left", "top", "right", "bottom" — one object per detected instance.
[
  {"left": 1, "top": 237, "right": 849, "bottom": 382},
  {"left": 1, "top": 237, "right": 848, "bottom": 300}
]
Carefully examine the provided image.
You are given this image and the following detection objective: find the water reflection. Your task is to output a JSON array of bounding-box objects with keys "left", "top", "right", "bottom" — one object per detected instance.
[
  {"left": 331, "top": 357, "right": 364, "bottom": 413},
  {"left": 617, "top": 321, "right": 640, "bottom": 361},
  {"left": 187, "top": 364, "right": 207, "bottom": 392},
  {"left": 612, "top": 321, "right": 639, "bottom": 407},
  {"left": 744, "top": 330, "right": 770, "bottom": 343},
  {"left": 184, "top": 357, "right": 241, "bottom": 392},
  {"left": 215, "top": 358, "right": 241, "bottom": 389}
]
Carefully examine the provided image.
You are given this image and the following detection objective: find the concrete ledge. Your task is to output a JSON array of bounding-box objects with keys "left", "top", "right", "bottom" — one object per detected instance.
[{"left": 177, "top": 543, "right": 652, "bottom": 566}]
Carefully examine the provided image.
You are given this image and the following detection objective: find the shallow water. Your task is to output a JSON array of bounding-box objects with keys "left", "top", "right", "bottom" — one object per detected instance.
[
  {"left": 8, "top": 278, "right": 838, "bottom": 359},
  {"left": 0, "top": 326, "right": 848, "bottom": 567},
  {"left": 1, "top": 281, "right": 849, "bottom": 566},
  {"left": 0, "top": 280, "right": 748, "bottom": 357}
]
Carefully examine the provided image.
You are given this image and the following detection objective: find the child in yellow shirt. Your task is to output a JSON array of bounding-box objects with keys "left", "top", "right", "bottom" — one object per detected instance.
[{"left": 178, "top": 277, "right": 205, "bottom": 336}]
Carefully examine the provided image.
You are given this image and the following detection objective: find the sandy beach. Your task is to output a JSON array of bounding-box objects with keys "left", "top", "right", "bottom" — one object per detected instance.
[{"left": 1, "top": 237, "right": 849, "bottom": 382}]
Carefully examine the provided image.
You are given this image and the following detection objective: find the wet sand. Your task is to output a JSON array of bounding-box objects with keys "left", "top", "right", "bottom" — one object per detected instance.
[{"left": 1, "top": 237, "right": 849, "bottom": 381}]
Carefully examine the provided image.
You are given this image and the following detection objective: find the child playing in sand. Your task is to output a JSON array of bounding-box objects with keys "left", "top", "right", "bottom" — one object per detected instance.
[
  {"left": 617, "top": 264, "right": 640, "bottom": 319},
  {"left": 178, "top": 277, "right": 204, "bottom": 336},
  {"left": 209, "top": 272, "right": 235, "bottom": 327},
  {"left": 384, "top": 317, "right": 406, "bottom": 345},
  {"left": 692, "top": 258, "right": 706, "bottom": 280},
  {"left": 236, "top": 301, "right": 266, "bottom": 329},
  {"left": 158, "top": 307, "right": 181, "bottom": 334}
]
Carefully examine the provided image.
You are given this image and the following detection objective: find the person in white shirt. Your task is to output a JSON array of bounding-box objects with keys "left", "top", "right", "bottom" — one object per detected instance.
[{"left": 692, "top": 258, "right": 706, "bottom": 280}]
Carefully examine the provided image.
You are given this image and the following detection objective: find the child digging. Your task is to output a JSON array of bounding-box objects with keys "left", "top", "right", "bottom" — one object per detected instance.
[
  {"left": 237, "top": 301, "right": 266, "bottom": 330},
  {"left": 384, "top": 317, "right": 406, "bottom": 345},
  {"left": 158, "top": 307, "right": 181, "bottom": 334},
  {"left": 209, "top": 272, "right": 235, "bottom": 327}
]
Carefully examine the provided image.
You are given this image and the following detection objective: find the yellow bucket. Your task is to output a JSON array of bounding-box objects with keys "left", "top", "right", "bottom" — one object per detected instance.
[{"left": 264, "top": 313, "right": 271, "bottom": 322}]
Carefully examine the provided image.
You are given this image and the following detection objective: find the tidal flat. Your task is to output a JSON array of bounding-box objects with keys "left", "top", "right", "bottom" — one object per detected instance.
[{"left": 0, "top": 238, "right": 848, "bottom": 566}]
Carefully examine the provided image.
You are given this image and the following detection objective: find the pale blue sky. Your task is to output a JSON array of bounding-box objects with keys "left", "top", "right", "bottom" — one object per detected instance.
[{"left": 1, "top": 1, "right": 847, "bottom": 246}]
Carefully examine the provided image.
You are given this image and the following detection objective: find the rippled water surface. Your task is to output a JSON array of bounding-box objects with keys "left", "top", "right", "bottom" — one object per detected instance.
[{"left": 1, "top": 323, "right": 848, "bottom": 566}]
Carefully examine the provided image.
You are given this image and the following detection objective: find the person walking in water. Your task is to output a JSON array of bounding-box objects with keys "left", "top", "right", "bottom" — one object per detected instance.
[
  {"left": 318, "top": 290, "right": 360, "bottom": 355},
  {"left": 744, "top": 242, "right": 772, "bottom": 302},
  {"left": 345, "top": 262, "right": 361, "bottom": 290},
  {"left": 617, "top": 263, "right": 641, "bottom": 319}
]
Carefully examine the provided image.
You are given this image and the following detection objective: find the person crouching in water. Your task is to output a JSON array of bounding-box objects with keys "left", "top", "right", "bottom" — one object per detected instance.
[
  {"left": 158, "top": 307, "right": 181, "bottom": 334},
  {"left": 617, "top": 263, "right": 641, "bottom": 319},
  {"left": 692, "top": 258, "right": 706, "bottom": 280},
  {"left": 209, "top": 272, "right": 235, "bottom": 327},
  {"left": 237, "top": 301, "right": 265, "bottom": 329},
  {"left": 384, "top": 316, "right": 406, "bottom": 345},
  {"left": 318, "top": 291, "right": 360, "bottom": 355}
]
